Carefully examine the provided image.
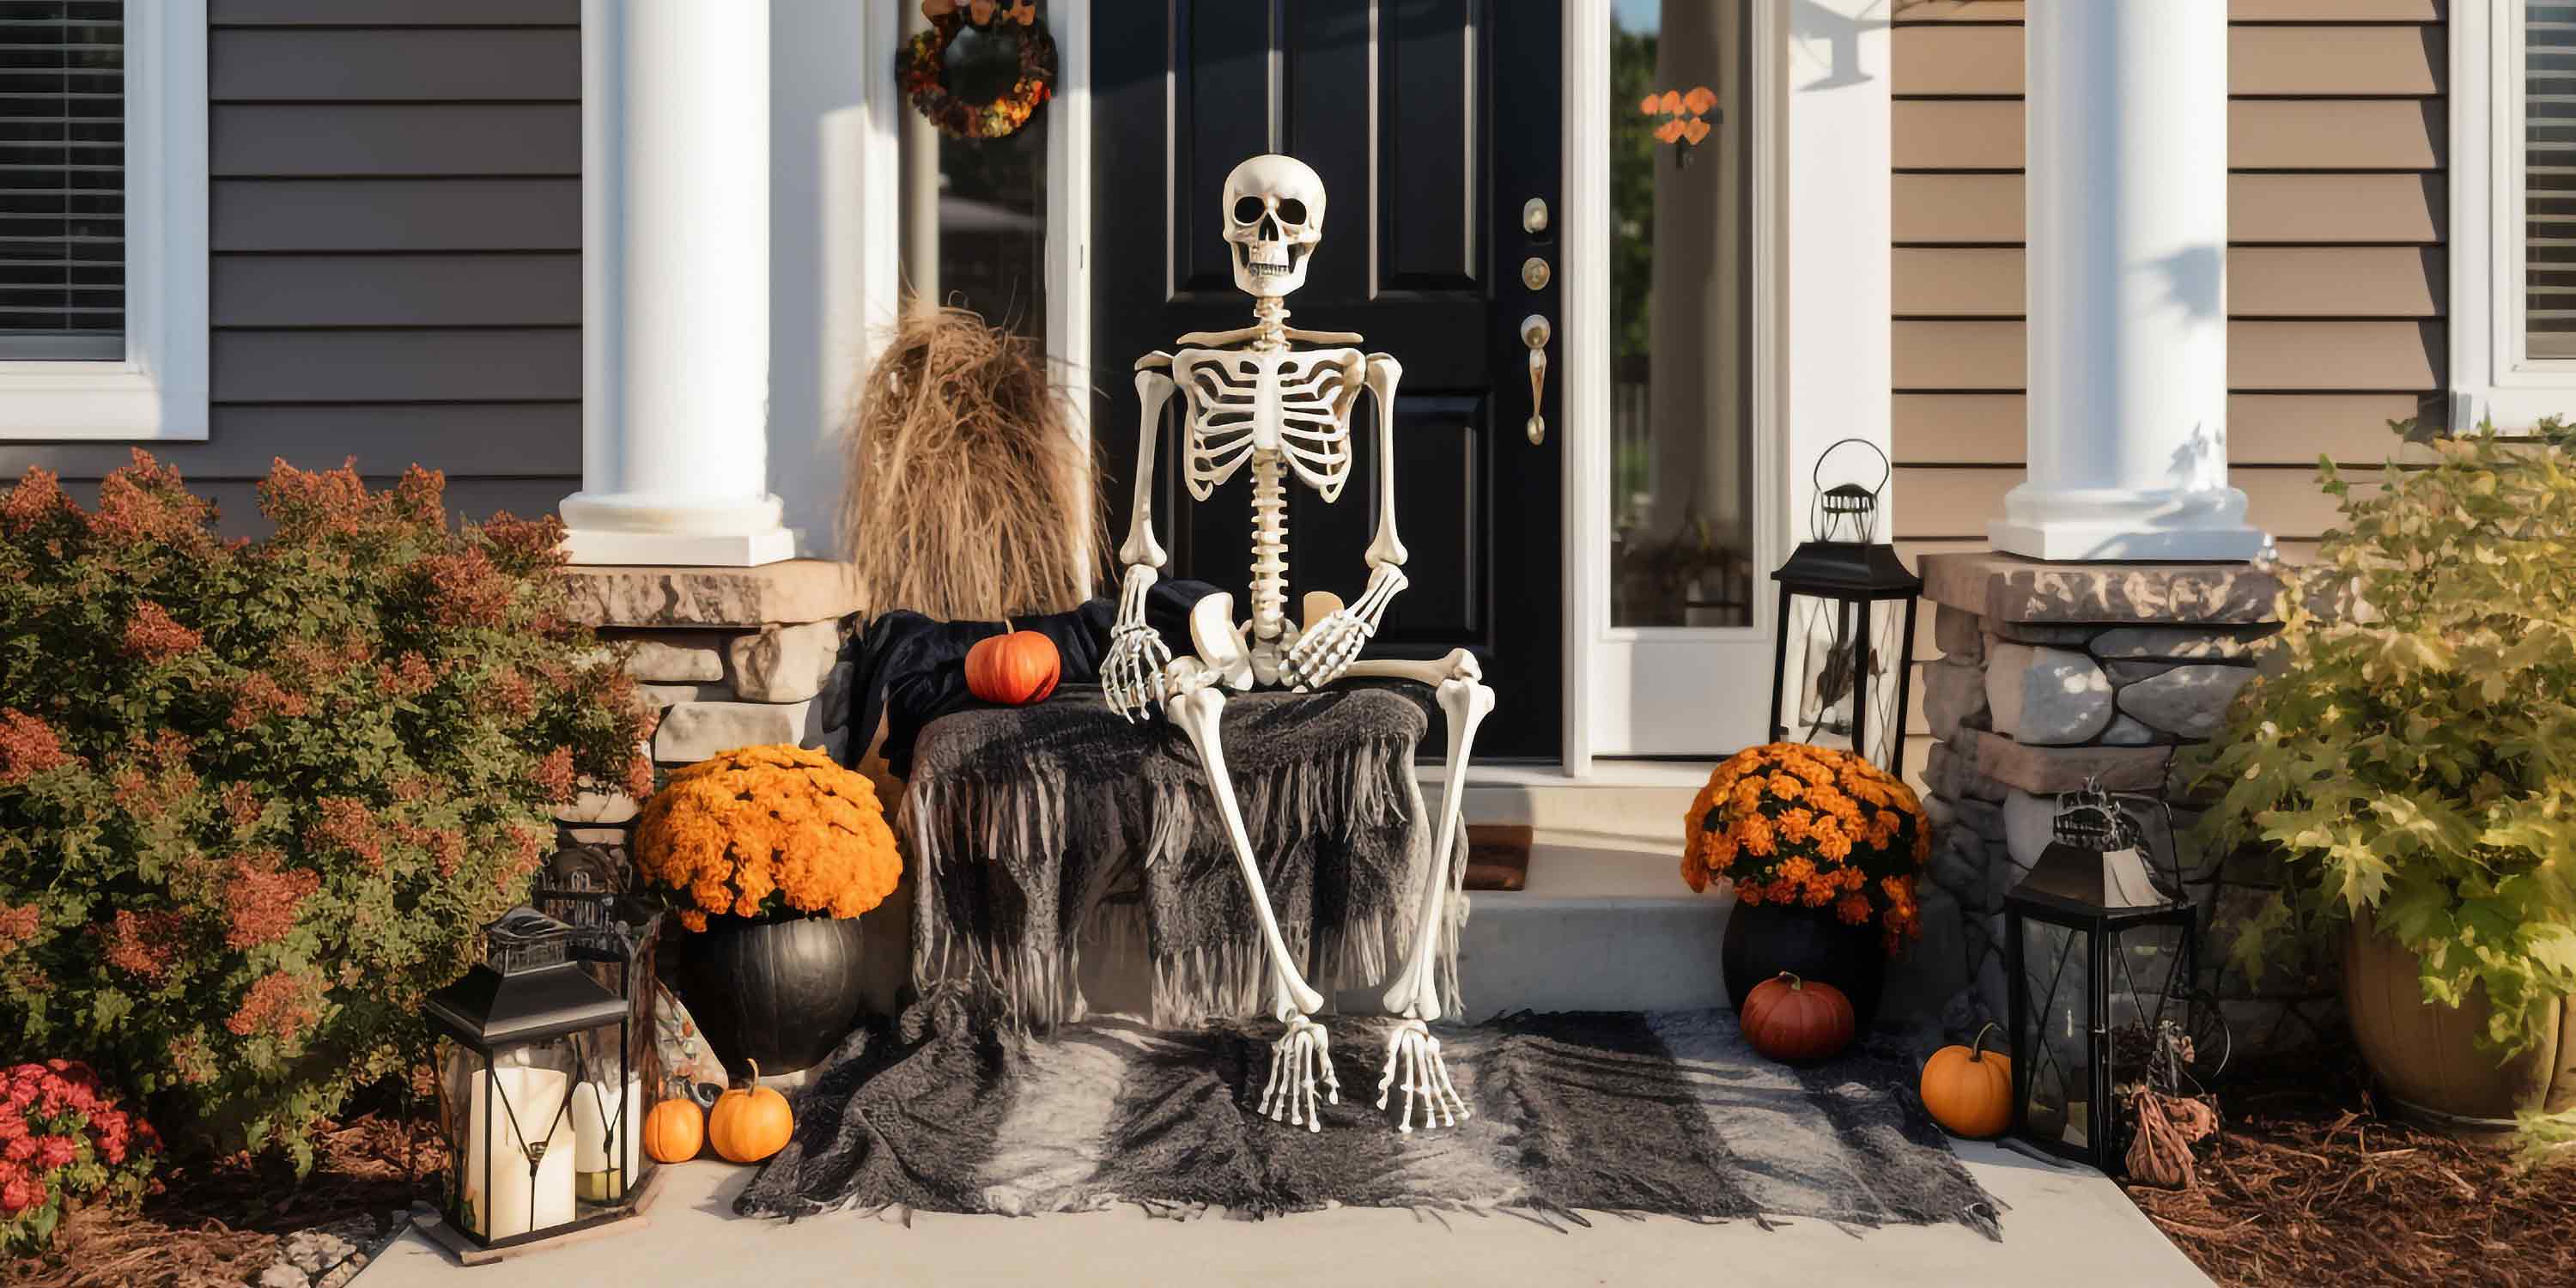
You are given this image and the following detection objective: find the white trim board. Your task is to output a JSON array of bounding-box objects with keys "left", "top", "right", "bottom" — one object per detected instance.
[
  {"left": 0, "top": 0, "right": 209, "bottom": 441},
  {"left": 2452, "top": 0, "right": 2576, "bottom": 432}
]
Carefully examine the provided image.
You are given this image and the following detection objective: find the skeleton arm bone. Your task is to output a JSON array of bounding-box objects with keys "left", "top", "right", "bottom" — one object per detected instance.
[
  {"left": 1103, "top": 363, "right": 1180, "bottom": 720},
  {"left": 1282, "top": 353, "right": 1408, "bottom": 690}
]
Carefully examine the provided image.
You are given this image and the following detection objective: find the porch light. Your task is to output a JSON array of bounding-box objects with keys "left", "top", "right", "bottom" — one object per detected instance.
[
  {"left": 2003, "top": 783, "right": 2205, "bottom": 1174},
  {"left": 1765, "top": 438, "right": 1922, "bottom": 774},
  {"left": 423, "top": 905, "right": 655, "bottom": 1258}
]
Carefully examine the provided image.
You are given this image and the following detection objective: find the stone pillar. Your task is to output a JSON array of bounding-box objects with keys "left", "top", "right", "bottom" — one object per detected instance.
[
  {"left": 1911, "top": 554, "right": 2340, "bottom": 1057},
  {"left": 1993, "top": 0, "right": 2264, "bottom": 562},
  {"left": 554, "top": 562, "right": 863, "bottom": 838},
  {"left": 565, "top": 0, "right": 794, "bottom": 567}
]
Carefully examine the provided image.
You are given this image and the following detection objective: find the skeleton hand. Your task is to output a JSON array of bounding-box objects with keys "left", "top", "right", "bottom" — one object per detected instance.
[
  {"left": 1282, "top": 565, "right": 1406, "bottom": 690},
  {"left": 1258, "top": 1016, "right": 1341, "bottom": 1132},
  {"left": 1376, "top": 1019, "right": 1468, "bottom": 1133},
  {"left": 1102, "top": 565, "right": 1172, "bottom": 720}
]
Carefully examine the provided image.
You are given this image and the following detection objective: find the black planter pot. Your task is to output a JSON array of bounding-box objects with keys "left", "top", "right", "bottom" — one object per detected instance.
[
  {"left": 676, "top": 914, "right": 869, "bottom": 1078},
  {"left": 1722, "top": 899, "right": 1886, "bottom": 1031}
]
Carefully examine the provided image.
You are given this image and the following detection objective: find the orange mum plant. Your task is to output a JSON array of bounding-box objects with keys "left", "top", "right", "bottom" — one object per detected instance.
[
  {"left": 1680, "top": 743, "right": 1933, "bottom": 954},
  {"left": 634, "top": 744, "right": 902, "bottom": 932}
]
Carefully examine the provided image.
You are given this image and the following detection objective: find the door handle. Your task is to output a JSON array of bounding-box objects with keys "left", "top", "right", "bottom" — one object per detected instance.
[{"left": 1520, "top": 314, "right": 1551, "bottom": 445}]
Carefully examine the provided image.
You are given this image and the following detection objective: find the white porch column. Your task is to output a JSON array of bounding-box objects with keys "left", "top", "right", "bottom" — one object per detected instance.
[
  {"left": 564, "top": 0, "right": 794, "bottom": 567},
  {"left": 1991, "top": 0, "right": 2267, "bottom": 562}
]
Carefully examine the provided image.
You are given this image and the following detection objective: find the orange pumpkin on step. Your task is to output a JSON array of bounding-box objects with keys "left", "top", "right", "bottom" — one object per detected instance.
[
  {"left": 965, "top": 627, "right": 1060, "bottom": 705},
  {"left": 642, "top": 1095, "right": 706, "bottom": 1163},
  {"left": 708, "top": 1060, "right": 794, "bottom": 1163},
  {"left": 1740, "top": 971, "right": 1856, "bottom": 1063},
  {"left": 1918, "top": 1022, "right": 2014, "bottom": 1139}
]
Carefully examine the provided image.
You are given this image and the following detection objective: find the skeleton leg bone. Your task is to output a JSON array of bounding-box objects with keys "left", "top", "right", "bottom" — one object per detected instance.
[
  {"left": 1341, "top": 649, "right": 1491, "bottom": 1132},
  {"left": 1163, "top": 667, "right": 1340, "bottom": 1129}
]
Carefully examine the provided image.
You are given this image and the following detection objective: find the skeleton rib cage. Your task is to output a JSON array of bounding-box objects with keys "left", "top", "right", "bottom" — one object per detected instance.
[{"left": 1174, "top": 348, "right": 1364, "bottom": 502}]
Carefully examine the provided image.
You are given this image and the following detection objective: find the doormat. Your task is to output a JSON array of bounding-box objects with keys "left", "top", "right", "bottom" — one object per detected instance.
[{"left": 735, "top": 999, "right": 2003, "bottom": 1240}]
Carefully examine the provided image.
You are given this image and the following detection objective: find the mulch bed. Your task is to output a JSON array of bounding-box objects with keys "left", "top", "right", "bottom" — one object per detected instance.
[
  {"left": 3, "top": 1109, "right": 440, "bottom": 1288},
  {"left": 2123, "top": 1050, "right": 2576, "bottom": 1287}
]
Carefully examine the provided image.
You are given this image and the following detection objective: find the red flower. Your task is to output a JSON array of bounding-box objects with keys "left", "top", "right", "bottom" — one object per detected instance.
[
  {"left": 304, "top": 797, "right": 382, "bottom": 868},
  {"left": 33, "top": 1135, "right": 74, "bottom": 1170},
  {"left": 228, "top": 671, "right": 311, "bottom": 730},
  {"left": 100, "top": 909, "right": 187, "bottom": 983},
  {"left": 0, "top": 903, "right": 37, "bottom": 956},
  {"left": 119, "top": 599, "right": 202, "bottom": 663},
  {"left": 531, "top": 746, "right": 576, "bottom": 804},
  {"left": 225, "top": 970, "right": 320, "bottom": 1042},
  {"left": 1, "top": 1170, "right": 46, "bottom": 1217},
  {"left": 222, "top": 852, "right": 319, "bottom": 950},
  {"left": 0, "top": 709, "right": 72, "bottom": 784},
  {"left": 421, "top": 549, "right": 513, "bottom": 628},
  {"left": 0, "top": 467, "right": 71, "bottom": 534}
]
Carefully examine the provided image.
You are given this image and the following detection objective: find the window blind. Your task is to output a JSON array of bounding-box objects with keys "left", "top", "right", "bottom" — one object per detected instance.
[
  {"left": 0, "top": 0, "right": 120, "bottom": 361},
  {"left": 2530, "top": 5, "right": 2576, "bottom": 358}
]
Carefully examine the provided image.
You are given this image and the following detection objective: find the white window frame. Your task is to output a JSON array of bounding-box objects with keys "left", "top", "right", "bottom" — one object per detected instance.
[
  {"left": 2453, "top": 0, "right": 2576, "bottom": 432},
  {"left": 0, "top": 0, "right": 208, "bottom": 441}
]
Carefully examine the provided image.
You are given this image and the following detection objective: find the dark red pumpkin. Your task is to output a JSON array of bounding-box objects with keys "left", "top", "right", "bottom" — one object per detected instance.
[
  {"left": 1740, "top": 971, "right": 1856, "bottom": 1063},
  {"left": 965, "top": 628, "right": 1060, "bottom": 705}
]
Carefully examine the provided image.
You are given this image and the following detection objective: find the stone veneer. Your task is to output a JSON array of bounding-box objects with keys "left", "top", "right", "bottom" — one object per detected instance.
[
  {"left": 1911, "top": 552, "right": 2342, "bottom": 1059},
  {"left": 552, "top": 561, "right": 864, "bottom": 835}
]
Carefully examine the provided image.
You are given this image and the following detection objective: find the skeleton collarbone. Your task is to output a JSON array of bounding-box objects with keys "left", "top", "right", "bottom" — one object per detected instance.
[{"left": 1174, "top": 343, "right": 1365, "bottom": 503}]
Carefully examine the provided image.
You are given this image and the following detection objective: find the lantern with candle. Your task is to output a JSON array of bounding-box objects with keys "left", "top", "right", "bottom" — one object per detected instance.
[
  {"left": 1765, "top": 439, "right": 1923, "bottom": 775},
  {"left": 424, "top": 906, "right": 655, "bottom": 1257}
]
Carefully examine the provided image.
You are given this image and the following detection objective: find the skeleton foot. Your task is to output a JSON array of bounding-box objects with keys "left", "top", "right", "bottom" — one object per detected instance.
[
  {"left": 1375, "top": 1019, "right": 1468, "bottom": 1133},
  {"left": 1256, "top": 1016, "right": 1341, "bottom": 1132}
]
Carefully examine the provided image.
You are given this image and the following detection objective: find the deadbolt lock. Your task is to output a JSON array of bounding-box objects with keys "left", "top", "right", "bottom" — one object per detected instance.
[
  {"left": 1522, "top": 197, "right": 1549, "bottom": 235},
  {"left": 1521, "top": 256, "right": 1551, "bottom": 290}
]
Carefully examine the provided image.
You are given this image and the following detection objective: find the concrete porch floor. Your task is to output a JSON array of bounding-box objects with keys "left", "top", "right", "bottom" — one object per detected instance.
[{"left": 356, "top": 1141, "right": 2207, "bottom": 1288}]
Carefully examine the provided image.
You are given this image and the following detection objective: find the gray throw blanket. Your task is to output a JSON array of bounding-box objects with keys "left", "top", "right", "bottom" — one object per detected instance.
[
  {"left": 904, "top": 682, "right": 1462, "bottom": 1028},
  {"left": 736, "top": 995, "right": 2005, "bottom": 1239}
]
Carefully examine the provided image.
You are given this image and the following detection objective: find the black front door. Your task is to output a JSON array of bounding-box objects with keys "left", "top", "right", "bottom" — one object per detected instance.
[{"left": 1092, "top": 0, "right": 1564, "bottom": 760}]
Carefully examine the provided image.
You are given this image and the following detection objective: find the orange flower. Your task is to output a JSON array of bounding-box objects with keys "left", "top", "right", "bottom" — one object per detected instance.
[
  {"left": 1735, "top": 812, "right": 1776, "bottom": 857},
  {"left": 1837, "top": 893, "right": 1873, "bottom": 927},
  {"left": 1767, "top": 772, "right": 1806, "bottom": 802},
  {"left": 634, "top": 744, "right": 901, "bottom": 927},
  {"left": 1777, "top": 807, "right": 1816, "bottom": 844},
  {"left": 1735, "top": 878, "right": 1766, "bottom": 907}
]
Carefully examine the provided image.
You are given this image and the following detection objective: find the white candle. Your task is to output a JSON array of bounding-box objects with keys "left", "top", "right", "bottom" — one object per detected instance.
[
  {"left": 464, "top": 1066, "right": 574, "bottom": 1240},
  {"left": 570, "top": 1076, "right": 643, "bottom": 1201}
]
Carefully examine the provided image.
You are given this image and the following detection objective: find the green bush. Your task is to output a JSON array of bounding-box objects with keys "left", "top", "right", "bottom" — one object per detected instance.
[
  {"left": 2197, "top": 422, "right": 2576, "bottom": 1064},
  {"left": 0, "top": 453, "right": 654, "bottom": 1169}
]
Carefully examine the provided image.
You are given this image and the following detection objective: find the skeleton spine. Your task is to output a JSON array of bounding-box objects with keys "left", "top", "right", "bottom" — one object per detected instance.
[{"left": 1249, "top": 453, "right": 1289, "bottom": 640}]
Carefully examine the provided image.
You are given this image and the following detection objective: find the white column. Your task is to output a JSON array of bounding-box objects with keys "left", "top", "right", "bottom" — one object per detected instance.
[
  {"left": 1991, "top": 0, "right": 2267, "bottom": 562},
  {"left": 565, "top": 0, "right": 794, "bottom": 567}
]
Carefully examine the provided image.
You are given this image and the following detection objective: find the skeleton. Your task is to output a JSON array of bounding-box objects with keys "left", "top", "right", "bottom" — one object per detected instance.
[{"left": 1103, "top": 155, "right": 1491, "bottom": 1133}]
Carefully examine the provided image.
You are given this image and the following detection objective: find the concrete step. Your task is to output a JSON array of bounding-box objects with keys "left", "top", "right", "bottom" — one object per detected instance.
[{"left": 1452, "top": 835, "right": 1734, "bottom": 1018}]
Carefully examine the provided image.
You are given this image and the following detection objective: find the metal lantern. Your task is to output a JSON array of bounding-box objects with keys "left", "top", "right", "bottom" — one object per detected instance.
[
  {"left": 1766, "top": 438, "right": 1923, "bottom": 772},
  {"left": 2003, "top": 783, "right": 2207, "bottom": 1173},
  {"left": 424, "top": 907, "right": 650, "bottom": 1255}
]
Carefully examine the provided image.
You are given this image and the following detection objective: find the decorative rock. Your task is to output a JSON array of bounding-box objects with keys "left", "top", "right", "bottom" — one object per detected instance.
[
  {"left": 2099, "top": 714, "right": 2160, "bottom": 746},
  {"left": 2089, "top": 624, "right": 2276, "bottom": 661},
  {"left": 1929, "top": 830, "right": 1986, "bottom": 907},
  {"left": 2101, "top": 659, "right": 2189, "bottom": 687},
  {"left": 639, "top": 682, "right": 726, "bottom": 709},
  {"left": 2002, "top": 788, "right": 2056, "bottom": 868},
  {"left": 559, "top": 789, "right": 639, "bottom": 824},
  {"left": 653, "top": 700, "right": 819, "bottom": 763},
  {"left": 1983, "top": 642, "right": 2033, "bottom": 737},
  {"left": 617, "top": 633, "right": 727, "bottom": 683},
  {"left": 2000, "top": 647, "right": 2115, "bottom": 745},
  {"left": 1959, "top": 727, "right": 2172, "bottom": 793},
  {"left": 1934, "top": 605, "right": 1984, "bottom": 662},
  {"left": 727, "top": 619, "right": 843, "bottom": 702},
  {"left": 562, "top": 560, "right": 865, "bottom": 629},
  {"left": 1921, "top": 659, "right": 1990, "bottom": 741},
  {"left": 1920, "top": 551, "right": 2284, "bottom": 627},
  {"left": 1988, "top": 620, "right": 2100, "bottom": 647},
  {"left": 2117, "top": 663, "right": 2254, "bottom": 740},
  {"left": 258, "top": 1265, "right": 308, "bottom": 1288}
]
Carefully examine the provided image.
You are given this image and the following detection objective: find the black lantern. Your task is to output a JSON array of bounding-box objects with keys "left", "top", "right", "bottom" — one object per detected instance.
[
  {"left": 424, "top": 906, "right": 652, "bottom": 1256},
  {"left": 2003, "top": 783, "right": 2205, "bottom": 1173},
  {"left": 1767, "top": 438, "right": 1923, "bottom": 772}
]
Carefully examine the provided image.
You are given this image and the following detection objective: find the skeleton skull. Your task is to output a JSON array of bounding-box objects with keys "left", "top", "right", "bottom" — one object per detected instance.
[{"left": 1222, "top": 154, "right": 1326, "bottom": 299}]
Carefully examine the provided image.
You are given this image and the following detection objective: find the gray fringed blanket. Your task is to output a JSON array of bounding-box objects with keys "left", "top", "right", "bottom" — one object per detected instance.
[
  {"left": 903, "top": 682, "right": 1461, "bottom": 1028},
  {"left": 737, "top": 997, "right": 2005, "bottom": 1239}
]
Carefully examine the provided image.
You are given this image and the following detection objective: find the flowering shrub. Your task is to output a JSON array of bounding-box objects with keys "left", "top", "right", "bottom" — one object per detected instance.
[
  {"left": 1680, "top": 743, "right": 1932, "bottom": 953},
  {"left": 635, "top": 744, "right": 900, "bottom": 932},
  {"left": 0, "top": 453, "right": 653, "bottom": 1168},
  {"left": 1, "top": 1060, "right": 161, "bottom": 1254}
]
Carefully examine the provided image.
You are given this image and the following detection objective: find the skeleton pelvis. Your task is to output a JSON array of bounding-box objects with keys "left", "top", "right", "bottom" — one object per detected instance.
[{"left": 1186, "top": 591, "right": 1344, "bottom": 690}]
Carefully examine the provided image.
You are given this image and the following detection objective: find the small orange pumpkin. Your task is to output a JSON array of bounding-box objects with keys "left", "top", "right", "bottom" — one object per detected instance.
[
  {"left": 964, "top": 627, "right": 1060, "bottom": 705},
  {"left": 708, "top": 1060, "right": 794, "bottom": 1164},
  {"left": 642, "top": 1095, "right": 705, "bottom": 1163},
  {"left": 1919, "top": 1021, "right": 2014, "bottom": 1139},
  {"left": 1740, "top": 971, "right": 1856, "bottom": 1063}
]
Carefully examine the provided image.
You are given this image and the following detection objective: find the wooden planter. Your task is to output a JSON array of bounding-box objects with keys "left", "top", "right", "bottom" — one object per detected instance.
[{"left": 2343, "top": 909, "right": 2576, "bottom": 1133}]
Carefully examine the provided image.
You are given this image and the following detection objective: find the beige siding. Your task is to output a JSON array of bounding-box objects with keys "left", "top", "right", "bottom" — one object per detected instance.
[{"left": 1891, "top": 4, "right": 2446, "bottom": 548}]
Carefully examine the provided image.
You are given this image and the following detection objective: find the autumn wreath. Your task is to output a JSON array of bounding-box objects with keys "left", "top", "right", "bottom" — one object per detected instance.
[
  {"left": 902, "top": 2, "right": 1054, "bottom": 142},
  {"left": 1681, "top": 743, "right": 1932, "bottom": 953},
  {"left": 634, "top": 744, "right": 901, "bottom": 932}
]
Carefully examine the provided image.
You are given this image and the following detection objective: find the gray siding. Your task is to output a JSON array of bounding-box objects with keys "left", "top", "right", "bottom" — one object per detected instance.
[{"left": 0, "top": 0, "right": 582, "bottom": 528}]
